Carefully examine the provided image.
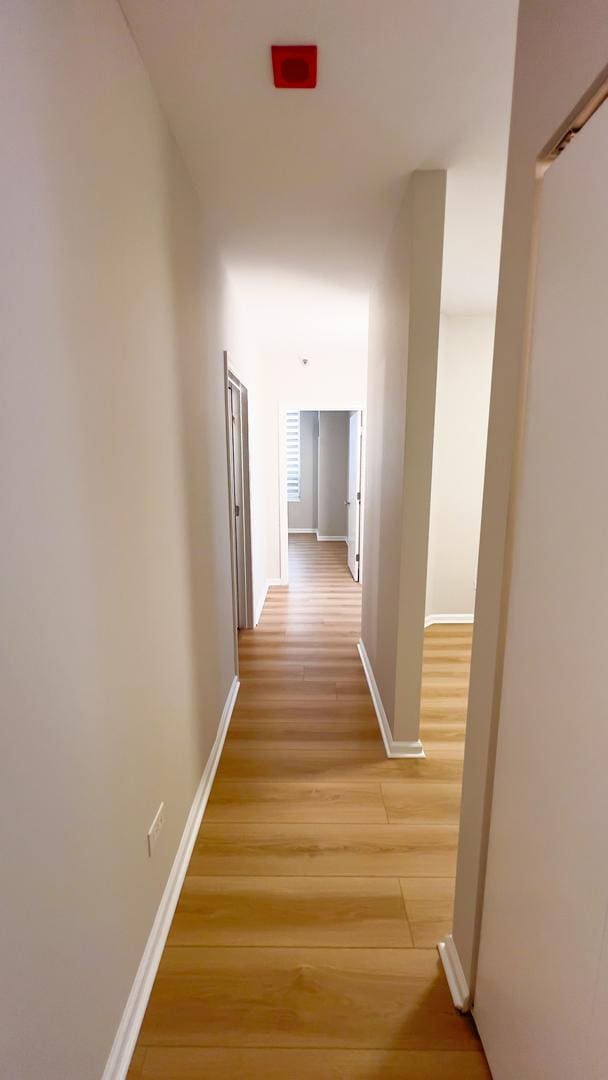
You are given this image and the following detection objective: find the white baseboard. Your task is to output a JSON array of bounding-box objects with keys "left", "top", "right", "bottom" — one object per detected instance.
[
  {"left": 287, "top": 529, "right": 346, "bottom": 542},
  {"left": 102, "top": 675, "right": 240, "bottom": 1080},
  {"left": 424, "top": 614, "right": 474, "bottom": 627},
  {"left": 255, "top": 578, "right": 284, "bottom": 624},
  {"left": 357, "top": 640, "right": 425, "bottom": 759},
  {"left": 437, "top": 934, "right": 471, "bottom": 1012},
  {"left": 254, "top": 582, "right": 268, "bottom": 625}
]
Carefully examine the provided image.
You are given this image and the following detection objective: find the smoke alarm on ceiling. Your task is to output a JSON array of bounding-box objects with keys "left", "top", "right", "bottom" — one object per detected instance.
[{"left": 271, "top": 45, "right": 317, "bottom": 89}]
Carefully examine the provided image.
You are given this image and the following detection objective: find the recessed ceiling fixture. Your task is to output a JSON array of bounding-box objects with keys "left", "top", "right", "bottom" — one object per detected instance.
[{"left": 271, "top": 45, "right": 317, "bottom": 89}]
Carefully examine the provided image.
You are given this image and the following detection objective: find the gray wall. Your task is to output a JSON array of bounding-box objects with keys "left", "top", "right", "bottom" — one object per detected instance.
[
  {"left": 287, "top": 410, "right": 318, "bottom": 530},
  {"left": 1, "top": 2, "right": 235, "bottom": 1076},
  {"left": 317, "top": 411, "right": 349, "bottom": 538},
  {"left": 362, "top": 171, "right": 446, "bottom": 741}
]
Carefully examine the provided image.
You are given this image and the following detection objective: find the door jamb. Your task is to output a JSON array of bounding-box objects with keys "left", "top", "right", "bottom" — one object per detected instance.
[{"left": 224, "top": 354, "right": 255, "bottom": 672}]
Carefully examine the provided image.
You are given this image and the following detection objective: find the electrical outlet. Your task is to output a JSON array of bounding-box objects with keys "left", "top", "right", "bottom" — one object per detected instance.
[{"left": 147, "top": 802, "right": 165, "bottom": 857}]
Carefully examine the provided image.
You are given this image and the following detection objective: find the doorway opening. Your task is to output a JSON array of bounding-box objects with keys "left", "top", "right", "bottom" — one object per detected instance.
[
  {"left": 280, "top": 408, "right": 364, "bottom": 587},
  {"left": 224, "top": 355, "right": 254, "bottom": 668}
]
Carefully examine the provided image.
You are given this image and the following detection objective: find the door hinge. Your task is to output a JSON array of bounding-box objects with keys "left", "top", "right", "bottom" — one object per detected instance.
[
  {"left": 355, "top": 553, "right": 360, "bottom": 562},
  {"left": 357, "top": 491, "right": 361, "bottom": 502},
  {"left": 235, "top": 505, "right": 240, "bottom": 517}
]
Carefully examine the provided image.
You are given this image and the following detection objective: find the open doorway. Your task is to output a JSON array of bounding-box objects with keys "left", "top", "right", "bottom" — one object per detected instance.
[
  {"left": 224, "top": 355, "right": 254, "bottom": 666},
  {"left": 281, "top": 409, "right": 364, "bottom": 583}
]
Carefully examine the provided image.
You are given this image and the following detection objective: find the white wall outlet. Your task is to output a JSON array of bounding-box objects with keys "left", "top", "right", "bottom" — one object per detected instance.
[{"left": 147, "top": 802, "right": 165, "bottom": 857}]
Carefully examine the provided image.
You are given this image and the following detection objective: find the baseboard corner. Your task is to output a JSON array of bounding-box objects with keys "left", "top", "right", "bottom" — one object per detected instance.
[
  {"left": 390, "top": 737, "right": 425, "bottom": 758},
  {"left": 425, "top": 613, "right": 474, "bottom": 627},
  {"left": 437, "top": 933, "right": 471, "bottom": 1013},
  {"left": 101, "top": 674, "right": 239, "bottom": 1080},
  {"left": 254, "top": 582, "right": 269, "bottom": 625},
  {"left": 357, "top": 640, "right": 425, "bottom": 759}
]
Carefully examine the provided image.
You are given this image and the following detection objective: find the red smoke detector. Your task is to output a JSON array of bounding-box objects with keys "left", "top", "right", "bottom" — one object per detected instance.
[{"left": 271, "top": 45, "right": 317, "bottom": 89}]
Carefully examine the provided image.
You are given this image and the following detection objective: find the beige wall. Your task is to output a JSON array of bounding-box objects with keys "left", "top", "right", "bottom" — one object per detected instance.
[
  {"left": 288, "top": 411, "right": 318, "bottom": 531},
  {"left": 453, "top": 0, "right": 608, "bottom": 1002},
  {"left": 0, "top": 2, "right": 236, "bottom": 1077},
  {"left": 362, "top": 171, "right": 446, "bottom": 741},
  {"left": 426, "top": 314, "right": 494, "bottom": 617},
  {"left": 317, "top": 411, "right": 350, "bottom": 538}
]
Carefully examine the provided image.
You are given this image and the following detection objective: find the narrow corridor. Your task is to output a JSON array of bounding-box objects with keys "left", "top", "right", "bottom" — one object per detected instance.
[{"left": 130, "top": 536, "right": 487, "bottom": 1078}]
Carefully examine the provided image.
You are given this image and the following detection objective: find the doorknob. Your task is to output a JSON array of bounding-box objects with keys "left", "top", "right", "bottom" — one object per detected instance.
[{"left": 344, "top": 500, "right": 350, "bottom": 506}]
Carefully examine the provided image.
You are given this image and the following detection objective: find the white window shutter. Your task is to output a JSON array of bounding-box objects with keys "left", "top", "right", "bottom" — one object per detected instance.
[{"left": 286, "top": 411, "right": 301, "bottom": 502}]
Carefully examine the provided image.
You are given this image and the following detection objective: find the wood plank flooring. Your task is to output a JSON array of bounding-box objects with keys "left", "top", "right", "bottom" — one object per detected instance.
[{"left": 130, "top": 535, "right": 488, "bottom": 1078}]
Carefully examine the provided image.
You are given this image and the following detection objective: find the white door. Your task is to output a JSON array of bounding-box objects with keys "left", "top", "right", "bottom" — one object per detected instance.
[
  {"left": 474, "top": 100, "right": 608, "bottom": 1078},
  {"left": 347, "top": 411, "right": 362, "bottom": 580},
  {"left": 228, "top": 381, "right": 246, "bottom": 628}
]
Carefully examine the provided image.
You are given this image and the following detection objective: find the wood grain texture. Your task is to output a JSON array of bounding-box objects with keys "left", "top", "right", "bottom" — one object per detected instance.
[
  {"left": 190, "top": 821, "right": 458, "bottom": 877},
  {"left": 167, "top": 876, "right": 413, "bottom": 947},
  {"left": 139, "top": 1047, "right": 490, "bottom": 1079},
  {"left": 138, "top": 947, "right": 480, "bottom": 1050},
  {"left": 206, "top": 781, "right": 388, "bottom": 822},
  {"left": 139, "top": 1047, "right": 490, "bottom": 1078},
  {"left": 130, "top": 536, "right": 483, "bottom": 1076},
  {"left": 381, "top": 781, "right": 462, "bottom": 823},
  {"left": 216, "top": 746, "right": 464, "bottom": 783},
  {"left": 405, "top": 897, "right": 455, "bottom": 948}
]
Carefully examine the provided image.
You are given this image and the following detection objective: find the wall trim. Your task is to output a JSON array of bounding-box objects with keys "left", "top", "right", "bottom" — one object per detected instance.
[
  {"left": 425, "top": 614, "right": 474, "bottom": 627},
  {"left": 255, "top": 578, "right": 283, "bottom": 624},
  {"left": 254, "top": 583, "right": 268, "bottom": 625},
  {"left": 287, "top": 528, "right": 347, "bottom": 542},
  {"left": 357, "top": 640, "right": 425, "bottom": 758},
  {"left": 437, "top": 934, "right": 471, "bottom": 1012},
  {"left": 101, "top": 676, "right": 240, "bottom": 1080}
]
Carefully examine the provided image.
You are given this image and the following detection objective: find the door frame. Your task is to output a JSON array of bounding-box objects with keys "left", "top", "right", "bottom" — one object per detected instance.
[
  {"left": 224, "top": 354, "right": 254, "bottom": 669},
  {"left": 278, "top": 402, "right": 366, "bottom": 586}
]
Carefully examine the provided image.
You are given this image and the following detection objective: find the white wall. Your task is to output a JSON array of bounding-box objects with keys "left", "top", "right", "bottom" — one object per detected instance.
[
  {"left": 362, "top": 171, "right": 446, "bottom": 742},
  {"left": 317, "top": 411, "right": 350, "bottom": 538},
  {"left": 425, "top": 314, "right": 494, "bottom": 618},
  {"left": 288, "top": 411, "right": 318, "bottom": 530},
  {"left": 0, "top": 3, "right": 236, "bottom": 1077},
  {"left": 452, "top": 0, "right": 608, "bottom": 1003},
  {"left": 472, "top": 34, "right": 608, "bottom": 1080}
]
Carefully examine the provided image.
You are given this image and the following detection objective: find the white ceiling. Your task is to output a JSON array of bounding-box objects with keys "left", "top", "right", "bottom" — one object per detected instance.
[{"left": 120, "top": 0, "right": 517, "bottom": 352}]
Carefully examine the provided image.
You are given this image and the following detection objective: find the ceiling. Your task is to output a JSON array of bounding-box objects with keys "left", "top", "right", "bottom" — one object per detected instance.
[{"left": 120, "top": 0, "right": 518, "bottom": 353}]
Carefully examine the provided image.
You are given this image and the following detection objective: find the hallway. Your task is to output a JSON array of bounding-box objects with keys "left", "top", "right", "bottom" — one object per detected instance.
[{"left": 130, "top": 536, "right": 487, "bottom": 1078}]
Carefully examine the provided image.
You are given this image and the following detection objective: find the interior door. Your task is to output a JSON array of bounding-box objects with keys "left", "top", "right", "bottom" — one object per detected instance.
[
  {"left": 474, "top": 99, "right": 608, "bottom": 1078},
  {"left": 228, "top": 381, "right": 246, "bottom": 629},
  {"left": 347, "top": 411, "right": 362, "bottom": 580}
]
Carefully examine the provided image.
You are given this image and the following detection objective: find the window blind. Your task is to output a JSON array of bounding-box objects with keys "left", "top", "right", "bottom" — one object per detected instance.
[{"left": 286, "top": 410, "right": 301, "bottom": 502}]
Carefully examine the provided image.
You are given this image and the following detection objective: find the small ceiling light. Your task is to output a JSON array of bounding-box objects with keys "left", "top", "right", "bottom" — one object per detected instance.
[
  {"left": 271, "top": 45, "right": 317, "bottom": 89},
  {"left": 301, "top": 357, "right": 310, "bottom": 366}
]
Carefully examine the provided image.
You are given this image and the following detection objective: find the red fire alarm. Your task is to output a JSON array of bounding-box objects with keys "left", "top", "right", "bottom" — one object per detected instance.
[{"left": 271, "top": 45, "right": 317, "bottom": 89}]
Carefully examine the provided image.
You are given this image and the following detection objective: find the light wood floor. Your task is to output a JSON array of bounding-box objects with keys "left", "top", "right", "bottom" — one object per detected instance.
[{"left": 129, "top": 535, "right": 488, "bottom": 1079}]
